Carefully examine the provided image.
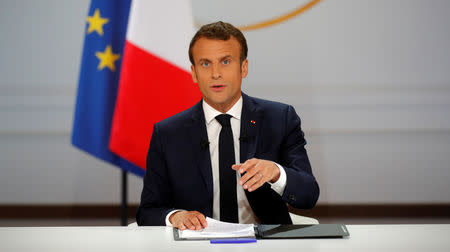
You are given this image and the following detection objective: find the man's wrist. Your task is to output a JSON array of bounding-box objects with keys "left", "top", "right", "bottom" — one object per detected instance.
[
  {"left": 166, "top": 209, "right": 183, "bottom": 226},
  {"left": 270, "top": 162, "right": 281, "bottom": 183},
  {"left": 268, "top": 163, "right": 287, "bottom": 196}
]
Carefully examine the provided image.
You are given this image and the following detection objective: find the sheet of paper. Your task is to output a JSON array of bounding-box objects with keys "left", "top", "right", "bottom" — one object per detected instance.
[{"left": 178, "top": 217, "right": 255, "bottom": 239}]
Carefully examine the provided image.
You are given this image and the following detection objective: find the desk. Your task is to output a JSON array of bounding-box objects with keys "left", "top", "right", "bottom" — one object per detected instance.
[{"left": 1, "top": 225, "right": 449, "bottom": 251}]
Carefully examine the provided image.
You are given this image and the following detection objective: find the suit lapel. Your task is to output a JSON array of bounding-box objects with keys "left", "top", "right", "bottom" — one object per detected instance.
[
  {"left": 240, "top": 93, "right": 263, "bottom": 163},
  {"left": 239, "top": 95, "right": 267, "bottom": 215},
  {"left": 240, "top": 94, "right": 291, "bottom": 224},
  {"left": 188, "top": 101, "right": 214, "bottom": 200}
]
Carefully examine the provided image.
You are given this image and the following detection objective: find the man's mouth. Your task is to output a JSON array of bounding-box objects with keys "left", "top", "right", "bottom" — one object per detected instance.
[{"left": 211, "top": 84, "right": 226, "bottom": 91}]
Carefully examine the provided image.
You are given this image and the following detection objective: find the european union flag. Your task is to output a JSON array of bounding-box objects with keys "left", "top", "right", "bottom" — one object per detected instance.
[{"left": 72, "top": 0, "right": 145, "bottom": 177}]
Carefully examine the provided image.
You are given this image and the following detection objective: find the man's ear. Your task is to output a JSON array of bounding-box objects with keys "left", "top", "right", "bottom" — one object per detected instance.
[
  {"left": 241, "top": 59, "right": 248, "bottom": 78},
  {"left": 191, "top": 65, "right": 198, "bottom": 83}
]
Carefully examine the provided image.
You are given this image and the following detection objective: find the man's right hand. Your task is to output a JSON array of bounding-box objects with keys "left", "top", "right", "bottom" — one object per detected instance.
[{"left": 169, "top": 210, "right": 208, "bottom": 230}]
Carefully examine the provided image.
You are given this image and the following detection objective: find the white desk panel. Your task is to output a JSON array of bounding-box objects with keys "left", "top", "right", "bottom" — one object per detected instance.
[{"left": 1, "top": 225, "right": 449, "bottom": 252}]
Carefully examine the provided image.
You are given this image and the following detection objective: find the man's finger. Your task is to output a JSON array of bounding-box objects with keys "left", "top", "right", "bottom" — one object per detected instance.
[
  {"left": 189, "top": 216, "right": 202, "bottom": 230},
  {"left": 237, "top": 159, "right": 257, "bottom": 174},
  {"left": 249, "top": 178, "right": 264, "bottom": 192},
  {"left": 178, "top": 223, "right": 186, "bottom": 230},
  {"left": 184, "top": 218, "right": 195, "bottom": 230},
  {"left": 197, "top": 214, "right": 208, "bottom": 228},
  {"left": 232, "top": 164, "right": 241, "bottom": 171},
  {"left": 243, "top": 172, "right": 263, "bottom": 190},
  {"left": 239, "top": 167, "right": 259, "bottom": 186}
]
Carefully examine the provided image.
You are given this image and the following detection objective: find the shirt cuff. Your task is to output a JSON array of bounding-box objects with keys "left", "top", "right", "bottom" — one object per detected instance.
[
  {"left": 165, "top": 209, "right": 183, "bottom": 227},
  {"left": 268, "top": 162, "right": 287, "bottom": 196}
]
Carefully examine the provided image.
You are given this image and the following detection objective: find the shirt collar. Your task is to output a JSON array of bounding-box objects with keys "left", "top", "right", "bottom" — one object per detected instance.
[{"left": 203, "top": 96, "right": 243, "bottom": 125}]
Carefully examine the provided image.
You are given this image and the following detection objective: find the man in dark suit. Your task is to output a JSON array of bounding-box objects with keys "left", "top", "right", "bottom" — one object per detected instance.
[{"left": 137, "top": 21, "right": 319, "bottom": 229}]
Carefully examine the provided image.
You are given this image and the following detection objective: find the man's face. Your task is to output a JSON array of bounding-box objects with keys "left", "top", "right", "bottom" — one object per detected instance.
[{"left": 191, "top": 37, "right": 248, "bottom": 112}]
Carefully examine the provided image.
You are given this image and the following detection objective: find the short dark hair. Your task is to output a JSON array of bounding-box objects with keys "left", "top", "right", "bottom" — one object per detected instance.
[{"left": 189, "top": 21, "right": 248, "bottom": 65}]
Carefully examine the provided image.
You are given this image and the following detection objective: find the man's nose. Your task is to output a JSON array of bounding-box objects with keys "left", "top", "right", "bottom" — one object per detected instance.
[{"left": 211, "top": 64, "right": 222, "bottom": 79}]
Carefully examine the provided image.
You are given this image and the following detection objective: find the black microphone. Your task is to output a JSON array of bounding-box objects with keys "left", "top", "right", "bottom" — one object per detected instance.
[
  {"left": 200, "top": 138, "right": 209, "bottom": 150},
  {"left": 239, "top": 132, "right": 248, "bottom": 142}
]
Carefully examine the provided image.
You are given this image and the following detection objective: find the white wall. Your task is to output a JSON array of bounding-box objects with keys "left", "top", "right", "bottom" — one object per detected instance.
[{"left": 1, "top": 0, "right": 449, "bottom": 205}]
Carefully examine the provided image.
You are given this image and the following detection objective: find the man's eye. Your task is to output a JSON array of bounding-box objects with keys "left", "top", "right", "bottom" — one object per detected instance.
[
  {"left": 201, "top": 62, "right": 210, "bottom": 67},
  {"left": 222, "top": 59, "right": 230, "bottom": 65}
]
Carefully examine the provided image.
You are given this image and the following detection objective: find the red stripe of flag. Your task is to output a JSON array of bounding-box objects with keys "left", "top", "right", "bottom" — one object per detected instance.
[{"left": 109, "top": 41, "right": 201, "bottom": 169}]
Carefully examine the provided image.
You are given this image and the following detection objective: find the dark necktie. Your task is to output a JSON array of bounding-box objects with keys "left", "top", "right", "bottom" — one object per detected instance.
[{"left": 215, "top": 114, "right": 239, "bottom": 223}]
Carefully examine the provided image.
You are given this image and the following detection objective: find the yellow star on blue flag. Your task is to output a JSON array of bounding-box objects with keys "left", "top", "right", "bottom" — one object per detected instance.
[
  {"left": 96, "top": 45, "right": 120, "bottom": 71},
  {"left": 86, "top": 8, "right": 109, "bottom": 36}
]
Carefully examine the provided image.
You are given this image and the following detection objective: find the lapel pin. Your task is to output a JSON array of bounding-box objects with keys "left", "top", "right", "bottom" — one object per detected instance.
[{"left": 250, "top": 120, "right": 256, "bottom": 124}]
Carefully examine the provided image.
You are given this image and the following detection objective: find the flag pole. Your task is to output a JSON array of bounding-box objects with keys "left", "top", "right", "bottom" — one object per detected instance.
[{"left": 120, "top": 170, "right": 128, "bottom": 226}]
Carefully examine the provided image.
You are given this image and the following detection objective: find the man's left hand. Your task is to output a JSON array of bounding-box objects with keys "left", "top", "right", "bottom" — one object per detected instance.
[{"left": 232, "top": 158, "right": 280, "bottom": 192}]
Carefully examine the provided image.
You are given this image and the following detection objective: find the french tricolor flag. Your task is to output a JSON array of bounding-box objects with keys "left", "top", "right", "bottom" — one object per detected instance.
[
  {"left": 110, "top": 0, "right": 202, "bottom": 169},
  {"left": 72, "top": 0, "right": 201, "bottom": 176}
]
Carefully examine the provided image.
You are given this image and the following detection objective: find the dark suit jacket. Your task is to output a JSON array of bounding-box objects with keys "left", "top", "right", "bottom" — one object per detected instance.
[{"left": 136, "top": 93, "right": 319, "bottom": 225}]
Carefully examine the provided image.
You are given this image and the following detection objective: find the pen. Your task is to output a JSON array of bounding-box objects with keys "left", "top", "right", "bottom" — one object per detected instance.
[{"left": 210, "top": 238, "right": 257, "bottom": 244}]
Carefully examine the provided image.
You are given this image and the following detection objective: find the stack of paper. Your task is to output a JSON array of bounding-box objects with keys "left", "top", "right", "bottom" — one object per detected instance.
[{"left": 178, "top": 217, "right": 255, "bottom": 239}]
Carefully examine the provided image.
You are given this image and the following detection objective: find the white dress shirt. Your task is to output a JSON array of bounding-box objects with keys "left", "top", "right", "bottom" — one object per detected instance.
[{"left": 165, "top": 95, "right": 287, "bottom": 225}]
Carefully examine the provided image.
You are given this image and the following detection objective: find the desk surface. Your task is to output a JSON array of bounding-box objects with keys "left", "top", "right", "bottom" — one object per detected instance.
[{"left": 1, "top": 224, "right": 449, "bottom": 252}]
